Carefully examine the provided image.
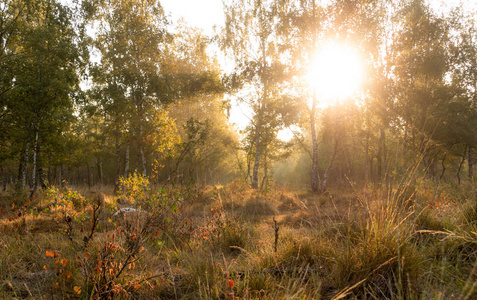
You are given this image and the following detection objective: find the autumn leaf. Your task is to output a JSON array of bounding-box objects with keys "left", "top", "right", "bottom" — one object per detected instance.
[
  {"left": 228, "top": 279, "right": 234, "bottom": 289},
  {"left": 61, "top": 259, "right": 68, "bottom": 267},
  {"left": 73, "top": 286, "right": 81, "bottom": 294}
]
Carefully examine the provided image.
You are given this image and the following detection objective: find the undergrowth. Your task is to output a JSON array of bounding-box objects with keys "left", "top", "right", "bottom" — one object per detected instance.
[{"left": 1, "top": 178, "right": 477, "bottom": 299}]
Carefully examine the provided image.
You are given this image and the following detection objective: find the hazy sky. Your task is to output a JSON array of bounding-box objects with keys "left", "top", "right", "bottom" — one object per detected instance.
[
  {"left": 158, "top": 0, "right": 476, "bottom": 135},
  {"left": 160, "top": 0, "right": 224, "bottom": 35},
  {"left": 160, "top": 0, "right": 476, "bottom": 34}
]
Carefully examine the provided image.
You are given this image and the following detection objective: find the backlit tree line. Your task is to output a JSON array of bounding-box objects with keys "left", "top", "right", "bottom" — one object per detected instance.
[{"left": 1, "top": 0, "right": 476, "bottom": 195}]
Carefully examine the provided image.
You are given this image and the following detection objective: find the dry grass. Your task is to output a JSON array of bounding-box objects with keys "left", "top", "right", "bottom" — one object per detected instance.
[{"left": 1, "top": 180, "right": 477, "bottom": 299}]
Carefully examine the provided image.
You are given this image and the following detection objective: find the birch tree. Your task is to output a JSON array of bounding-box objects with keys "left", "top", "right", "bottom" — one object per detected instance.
[{"left": 222, "top": 0, "right": 288, "bottom": 189}]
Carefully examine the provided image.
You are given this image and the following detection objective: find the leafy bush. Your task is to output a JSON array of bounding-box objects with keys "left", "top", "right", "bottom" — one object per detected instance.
[
  {"left": 40, "top": 185, "right": 85, "bottom": 211},
  {"left": 117, "top": 171, "right": 150, "bottom": 203}
]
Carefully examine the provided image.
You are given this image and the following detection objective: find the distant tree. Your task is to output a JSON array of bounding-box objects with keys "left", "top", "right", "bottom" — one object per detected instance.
[
  {"left": 162, "top": 23, "right": 235, "bottom": 185},
  {"left": 391, "top": 0, "right": 454, "bottom": 179},
  {"left": 91, "top": 0, "right": 170, "bottom": 180},
  {"left": 221, "top": 0, "right": 289, "bottom": 189},
  {"left": 442, "top": 9, "right": 477, "bottom": 182}
]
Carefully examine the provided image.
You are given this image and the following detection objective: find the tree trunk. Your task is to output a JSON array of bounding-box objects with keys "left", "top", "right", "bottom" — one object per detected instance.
[
  {"left": 457, "top": 148, "right": 467, "bottom": 185},
  {"left": 124, "top": 140, "right": 130, "bottom": 178},
  {"left": 115, "top": 129, "right": 121, "bottom": 191},
  {"left": 37, "top": 144, "right": 46, "bottom": 189},
  {"left": 138, "top": 113, "right": 147, "bottom": 176},
  {"left": 320, "top": 132, "right": 339, "bottom": 193},
  {"left": 21, "top": 142, "right": 30, "bottom": 189},
  {"left": 382, "top": 128, "right": 387, "bottom": 185},
  {"left": 440, "top": 154, "right": 447, "bottom": 180},
  {"left": 261, "top": 146, "right": 268, "bottom": 190},
  {"left": 310, "top": 96, "right": 320, "bottom": 194},
  {"left": 251, "top": 119, "right": 261, "bottom": 189},
  {"left": 377, "top": 127, "right": 386, "bottom": 182},
  {"left": 59, "top": 165, "right": 63, "bottom": 188},
  {"left": 377, "top": 139, "right": 382, "bottom": 182},
  {"left": 310, "top": 1, "right": 320, "bottom": 194},
  {"left": 1, "top": 165, "right": 5, "bottom": 191},
  {"left": 30, "top": 128, "right": 39, "bottom": 196},
  {"left": 365, "top": 122, "right": 369, "bottom": 187},
  {"left": 97, "top": 157, "right": 103, "bottom": 187},
  {"left": 86, "top": 163, "right": 91, "bottom": 189},
  {"left": 469, "top": 146, "right": 474, "bottom": 182}
]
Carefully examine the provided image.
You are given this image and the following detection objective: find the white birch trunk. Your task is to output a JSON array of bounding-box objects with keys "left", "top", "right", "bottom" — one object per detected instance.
[
  {"left": 30, "top": 128, "right": 39, "bottom": 195},
  {"left": 124, "top": 140, "right": 130, "bottom": 178},
  {"left": 21, "top": 142, "right": 30, "bottom": 189}
]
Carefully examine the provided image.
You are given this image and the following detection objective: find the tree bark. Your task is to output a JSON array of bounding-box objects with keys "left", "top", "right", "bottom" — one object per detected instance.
[
  {"left": 320, "top": 131, "right": 339, "bottom": 193},
  {"left": 86, "top": 163, "right": 91, "bottom": 189},
  {"left": 138, "top": 115, "right": 147, "bottom": 176},
  {"left": 124, "top": 140, "right": 130, "bottom": 178},
  {"left": 115, "top": 129, "right": 121, "bottom": 191},
  {"left": 310, "top": 1, "right": 320, "bottom": 194},
  {"left": 59, "top": 164, "right": 63, "bottom": 188},
  {"left": 457, "top": 148, "right": 467, "bottom": 185},
  {"left": 261, "top": 146, "right": 268, "bottom": 190},
  {"left": 365, "top": 120, "right": 369, "bottom": 187},
  {"left": 251, "top": 117, "right": 261, "bottom": 189},
  {"left": 30, "top": 127, "right": 39, "bottom": 196},
  {"left": 377, "top": 127, "right": 386, "bottom": 182},
  {"left": 97, "top": 156, "right": 103, "bottom": 186},
  {"left": 469, "top": 146, "right": 474, "bottom": 182},
  {"left": 21, "top": 142, "right": 30, "bottom": 189},
  {"left": 310, "top": 96, "right": 320, "bottom": 194},
  {"left": 37, "top": 144, "right": 46, "bottom": 189},
  {"left": 440, "top": 154, "right": 447, "bottom": 180}
]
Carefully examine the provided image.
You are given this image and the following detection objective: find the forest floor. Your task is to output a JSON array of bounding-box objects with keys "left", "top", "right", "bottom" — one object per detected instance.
[{"left": 1, "top": 180, "right": 477, "bottom": 299}]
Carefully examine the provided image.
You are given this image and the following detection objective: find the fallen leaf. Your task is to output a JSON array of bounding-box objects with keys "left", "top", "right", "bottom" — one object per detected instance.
[
  {"left": 61, "top": 259, "right": 67, "bottom": 267},
  {"left": 73, "top": 286, "right": 81, "bottom": 294}
]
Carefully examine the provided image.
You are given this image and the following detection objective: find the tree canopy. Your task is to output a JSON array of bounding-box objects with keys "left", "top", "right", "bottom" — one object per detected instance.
[{"left": 1, "top": 0, "right": 476, "bottom": 193}]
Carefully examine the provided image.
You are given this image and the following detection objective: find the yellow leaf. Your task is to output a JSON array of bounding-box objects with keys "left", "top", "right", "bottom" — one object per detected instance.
[{"left": 73, "top": 286, "right": 81, "bottom": 294}]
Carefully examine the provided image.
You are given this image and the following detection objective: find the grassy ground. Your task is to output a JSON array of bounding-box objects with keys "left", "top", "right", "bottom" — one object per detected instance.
[{"left": 1, "top": 180, "right": 477, "bottom": 299}]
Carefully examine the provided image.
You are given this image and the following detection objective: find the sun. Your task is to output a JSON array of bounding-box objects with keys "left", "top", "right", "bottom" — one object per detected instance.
[{"left": 307, "top": 42, "right": 364, "bottom": 107}]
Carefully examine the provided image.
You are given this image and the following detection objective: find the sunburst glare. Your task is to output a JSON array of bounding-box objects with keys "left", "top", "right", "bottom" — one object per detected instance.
[{"left": 307, "top": 42, "right": 365, "bottom": 107}]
